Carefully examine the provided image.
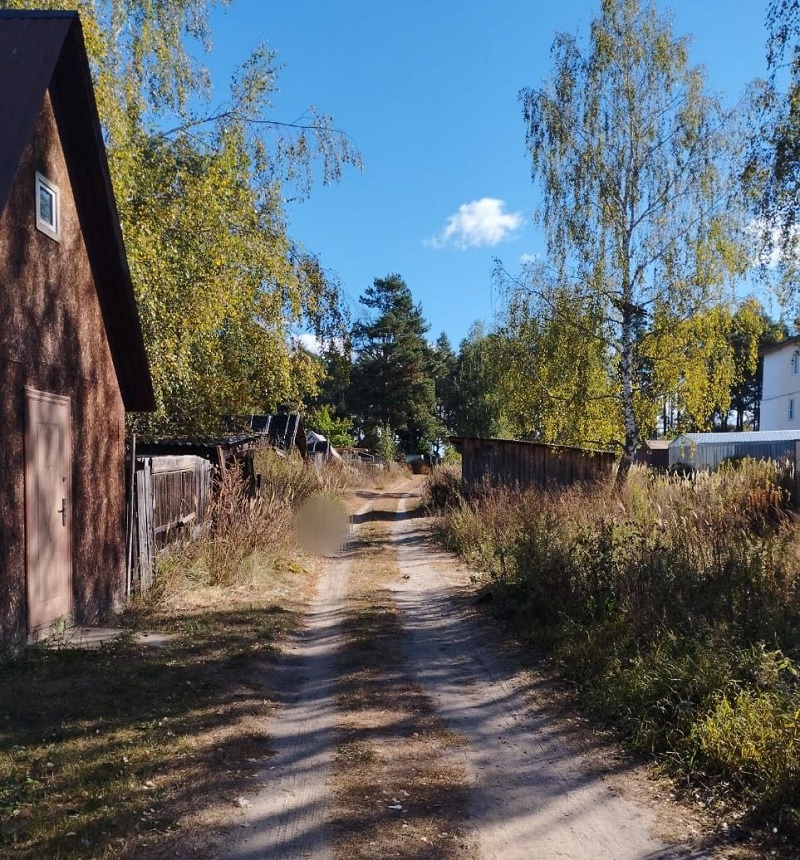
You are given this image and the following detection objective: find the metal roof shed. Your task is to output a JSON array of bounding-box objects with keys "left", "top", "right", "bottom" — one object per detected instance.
[{"left": 669, "top": 431, "right": 800, "bottom": 470}]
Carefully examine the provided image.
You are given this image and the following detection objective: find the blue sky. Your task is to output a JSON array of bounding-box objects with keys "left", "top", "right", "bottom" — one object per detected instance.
[{"left": 205, "top": 1, "right": 769, "bottom": 348}]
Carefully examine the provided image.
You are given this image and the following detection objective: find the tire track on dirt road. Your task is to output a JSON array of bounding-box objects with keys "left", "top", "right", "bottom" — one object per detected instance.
[
  {"left": 217, "top": 529, "right": 358, "bottom": 859},
  {"left": 390, "top": 492, "right": 711, "bottom": 860}
]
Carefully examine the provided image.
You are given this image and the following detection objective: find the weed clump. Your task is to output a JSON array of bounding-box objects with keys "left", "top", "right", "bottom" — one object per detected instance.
[
  {"left": 153, "top": 450, "right": 357, "bottom": 596},
  {"left": 440, "top": 461, "right": 800, "bottom": 837},
  {"left": 425, "top": 465, "right": 463, "bottom": 511}
]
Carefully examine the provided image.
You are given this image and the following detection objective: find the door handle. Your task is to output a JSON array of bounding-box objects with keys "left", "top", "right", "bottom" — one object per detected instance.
[{"left": 57, "top": 498, "right": 66, "bottom": 527}]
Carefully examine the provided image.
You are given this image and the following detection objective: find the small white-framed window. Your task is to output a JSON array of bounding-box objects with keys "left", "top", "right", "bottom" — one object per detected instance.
[
  {"left": 35, "top": 171, "right": 60, "bottom": 242},
  {"left": 792, "top": 353, "right": 799, "bottom": 376},
  {"left": 790, "top": 399, "right": 795, "bottom": 421}
]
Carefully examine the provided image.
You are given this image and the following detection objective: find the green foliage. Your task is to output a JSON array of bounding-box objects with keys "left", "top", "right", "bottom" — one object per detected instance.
[
  {"left": 641, "top": 304, "right": 735, "bottom": 433},
  {"left": 641, "top": 299, "right": 786, "bottom": 434},
  {"left": 375, "top": 423, "right": 401, "bottom": 463},
  {"left": 489, "top": 280, "right": 783, "bottom": 444},
  {"left": 316, "top": 342, "right": 354, "bottom": 420},
  {"left": 440, "top": 463, "right": 800, "bottom": 832},
  {"left": 306, "top": 405, "right": 353, "bottom": 448},
  {"left": 518, "top": 0, "right": 749, "bottom": 480},
  {"left": 431, "top": 332, "right": 458, "bottom": 452},
  {"left": 349, "top": 275, "right": 438, "bottom": 454},
  {"left": 447, "top": 323, "right": 506, "bottom": 439},
  {"left": 728, "top": 300, "right": 788, "bottom": 430},
  {"left": 442, "top": 446, "right": 461, "bottom": 466},
  {"left": 747, "top": 1, "right": 800, "bottom": 312},
  {"left": 122, "top": 132, "right": 328, "bottom": 432},
  {"left": 693, "top": 687, "right": 800, "bottom": 806},
  {"left": 492, "top": 275, "right": 621, "bottom": 447},
  {"left": 2, "top": 0, "right": 360, "bottom": 434}
]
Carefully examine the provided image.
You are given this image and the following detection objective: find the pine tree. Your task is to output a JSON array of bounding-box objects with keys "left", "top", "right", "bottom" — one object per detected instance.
[{"left": 349, "top": 275, "right": 437, "bottom": 455}]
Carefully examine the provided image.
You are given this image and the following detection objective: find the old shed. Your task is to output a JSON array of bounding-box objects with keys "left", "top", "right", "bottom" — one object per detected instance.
[
  {"left": 669, "top": 431, "right": 800, "bottom": 471},
  {"left": 451, "top": 437, "right": 615, "bottom": 494},
  {"left": 249, "top": 413, "right": 308, "bottom": 457},
  {"left": 634, "top": 438, "right": 671, "bottom": 470},
  {"left": 0, "top": 11, "right": 154, "bottom": 646}
]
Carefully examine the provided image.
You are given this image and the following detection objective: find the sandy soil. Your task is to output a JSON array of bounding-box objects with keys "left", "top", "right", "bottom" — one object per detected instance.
[
  {"left": 215, "top": 479, "right": 727, "bottom": 859},
  {"left": 390, "top": 492, "right": 712, "bottom": 860},
  {"left": 215, "top": 499, "right": 364, "bottom": 860}
]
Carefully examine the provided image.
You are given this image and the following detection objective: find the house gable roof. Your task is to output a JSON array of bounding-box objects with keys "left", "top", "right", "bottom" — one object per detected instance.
[{"left": 0, "top": 10, "right": 155, "bottom": 411}]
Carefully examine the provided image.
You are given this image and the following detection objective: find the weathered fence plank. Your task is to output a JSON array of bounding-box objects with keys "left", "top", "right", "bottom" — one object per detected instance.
[
  {"left": 128, "top": 455, "right": 214, "bottom": 594},
  {"left": 134, "top": 459, "right": 155, "bottom": 594},
  {"left": 451, "top": 436, "right": 615, "bottom": 495}
]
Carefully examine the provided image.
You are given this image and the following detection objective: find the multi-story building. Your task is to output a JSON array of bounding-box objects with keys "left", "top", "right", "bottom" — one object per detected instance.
[{"left": 760, "top": 335, "right": 800, "bottom": 431}]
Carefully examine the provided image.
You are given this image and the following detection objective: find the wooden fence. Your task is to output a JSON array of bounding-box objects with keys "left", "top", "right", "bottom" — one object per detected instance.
[
  {"left": 128, "top": 455, "right": 214, "bottom": 594},
  {"left": 451, "top": 436, "right": 615, "bottom": 495}
]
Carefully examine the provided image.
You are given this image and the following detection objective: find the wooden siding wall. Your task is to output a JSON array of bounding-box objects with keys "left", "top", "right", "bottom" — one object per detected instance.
[
  {"left": 130, "top": 455, "right": 213, "bottom": 594},
  {"left": 459, "top": 438, "right": 615, "bottom": 494},
  {"left": 0, "top": 90, "right": 126, "bottom": 646}
]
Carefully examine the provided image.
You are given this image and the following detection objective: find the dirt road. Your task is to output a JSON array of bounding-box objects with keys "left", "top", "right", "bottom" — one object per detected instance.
[{"left": 218, "top": 481, "right": 715, "bottom": 859}]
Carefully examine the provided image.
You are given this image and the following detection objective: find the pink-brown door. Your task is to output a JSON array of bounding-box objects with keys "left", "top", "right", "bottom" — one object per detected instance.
[{"left": 25, "top": 388, "right": 72, "bottom": 632}]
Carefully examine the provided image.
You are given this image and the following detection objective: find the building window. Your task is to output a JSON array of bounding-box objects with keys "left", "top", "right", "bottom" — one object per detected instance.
[
  {"left": 790, "top": 399, "right": 795, "bottom": 421},
  {"left": 35, "top": 172, "right": 60, "bottom": 241},
  {"left": 792, "top": 353, "right": 799, "bottom": 376}
]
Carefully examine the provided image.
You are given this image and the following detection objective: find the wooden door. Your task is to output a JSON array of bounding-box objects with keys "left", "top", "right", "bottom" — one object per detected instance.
[{"left": 25, "top": 389, "right": 72, "bottom": 632}]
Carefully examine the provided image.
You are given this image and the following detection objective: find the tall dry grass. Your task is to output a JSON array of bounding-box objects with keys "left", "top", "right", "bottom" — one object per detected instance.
[
  {"left": 152, "top": 450, "right": 361, "bottom": 599},
  {"left": 437, "top": 461, "right": 800, "bottom": 837}
]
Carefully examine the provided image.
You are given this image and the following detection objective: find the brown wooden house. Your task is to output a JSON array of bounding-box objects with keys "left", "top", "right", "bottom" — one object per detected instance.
[{"left": 0, "top": 11, "right": 155, "bottom": 646}]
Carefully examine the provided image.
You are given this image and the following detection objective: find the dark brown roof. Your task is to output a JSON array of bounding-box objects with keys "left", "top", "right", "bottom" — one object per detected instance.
[{"left": 0, "top": 10, "right": 155, "bottom": 411}]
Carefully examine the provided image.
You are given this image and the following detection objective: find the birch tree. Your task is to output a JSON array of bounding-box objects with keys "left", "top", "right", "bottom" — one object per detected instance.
[
  {"left": 745, "top": 0, "right": 800, "bottom": 303},
  {"left": 520, "top": 0, "right": 747, "bottom": 484},
  {"left": 1, "top": 0, "right": 360, "bottom": 433}
]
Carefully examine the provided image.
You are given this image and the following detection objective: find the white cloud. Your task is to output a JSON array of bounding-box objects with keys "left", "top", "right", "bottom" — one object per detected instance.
[
  {"left": 519, "top": 252, "right": 539, "bottom": 264},
  {"left": 426, "top": 198, "right": 523, "bottom": 250}
]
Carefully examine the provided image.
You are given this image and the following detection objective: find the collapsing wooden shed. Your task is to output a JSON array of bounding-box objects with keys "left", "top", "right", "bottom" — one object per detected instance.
[
  {"left": 0, "top": 11, "right": 154, "bottom": 646},
  {"left": 450, "top": 437, "right": 615, "bottom": 494},
  {"left": 248, "top": 413, "right": 307, "bottom": 457}
]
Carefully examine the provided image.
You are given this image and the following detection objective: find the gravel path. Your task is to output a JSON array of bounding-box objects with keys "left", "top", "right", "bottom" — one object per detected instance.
[
  {"left": 390, "top": 493, "right": 710, "bottom": 860},
  {"left": 217, "top": 483, "right": 713, "bottom": 859}
]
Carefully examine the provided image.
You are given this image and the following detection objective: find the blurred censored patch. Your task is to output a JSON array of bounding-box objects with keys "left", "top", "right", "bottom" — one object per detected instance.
[{"left": 295, "top": 494, "right": 351, "bottom": 555}]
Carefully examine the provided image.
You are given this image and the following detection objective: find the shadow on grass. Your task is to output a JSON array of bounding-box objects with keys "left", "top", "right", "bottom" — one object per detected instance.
[{"left": 0, "top": 605, "right": 299, "bottom": 859}]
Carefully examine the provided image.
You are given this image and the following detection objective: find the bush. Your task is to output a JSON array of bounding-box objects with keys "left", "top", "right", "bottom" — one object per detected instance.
[
  {"left": 439, "top": 462, "right": 800, "bottom": 833},
  {"left": 425, "top": 465, "right": 462, "bottom": 511},
  {"left": 692, "top": 688, "right": 800, "bottom": 811}
]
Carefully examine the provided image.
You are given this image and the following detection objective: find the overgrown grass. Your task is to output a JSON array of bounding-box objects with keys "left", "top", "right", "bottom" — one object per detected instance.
[
  {"left": 152, "top": 451, "right": 356, "bottom": 596},
  {"left": 0, "top": 452, "right": 360, "bottom": 858},
  {"left": 435, "top": 461, "right": 800, "bottom": 843}
]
